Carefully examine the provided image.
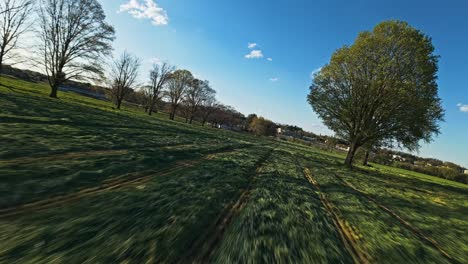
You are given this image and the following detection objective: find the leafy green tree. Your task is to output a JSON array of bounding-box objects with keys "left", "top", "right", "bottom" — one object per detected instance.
[
  {"left": 308, "top": 20, "right": 444, "bottom": 167},
  {"left": 244, "top": 114, "right": 257, "bottom": 131},
  {"left": 249, "top": 116, "right": 277, "bottom": 136}
]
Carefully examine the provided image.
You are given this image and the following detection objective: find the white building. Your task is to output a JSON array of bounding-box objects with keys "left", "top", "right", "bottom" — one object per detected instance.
[{"left": 464, "top": 170, "right": 468, "bottom": 175}]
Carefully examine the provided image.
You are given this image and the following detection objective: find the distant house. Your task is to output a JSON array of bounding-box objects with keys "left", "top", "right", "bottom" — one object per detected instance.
[
  {"left": 392, "top": 154, "right": 406, "bottom": 162},
  {"left": 464, "top": 170, "right": 468, "bottom": 175},
  {"left": 335, "top": 144, "right": 350, "bottom": 152},
  {"left": 277, "top": 127, "right": 282, "bottom": 134}
]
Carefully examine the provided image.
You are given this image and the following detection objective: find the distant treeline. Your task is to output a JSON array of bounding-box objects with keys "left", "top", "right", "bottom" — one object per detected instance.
[{"left": 3, "top": 66, "right": 466, "bottom": 184}]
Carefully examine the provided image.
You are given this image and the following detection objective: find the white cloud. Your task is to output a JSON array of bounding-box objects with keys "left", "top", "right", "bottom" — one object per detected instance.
[
  {"left": 310, "top": 67, "right": 322, "bottom": 79},
  {"left": 119, "top": 0, "right": 169, "bottom": 26},
  {"left": 269, "top": 77, "right": 279, "bottom": 82},
  {"left": 267, "top": 58, "right": 273, "bottom": 61},
  {"left": 458, "top": 103, "right": 468, "bottom": 112},
  {"left": 245, "top": 50, "right": 264, "bottom": 59},
  {"left": 248, "top": 42, "right": 257, "bottom": 49}
]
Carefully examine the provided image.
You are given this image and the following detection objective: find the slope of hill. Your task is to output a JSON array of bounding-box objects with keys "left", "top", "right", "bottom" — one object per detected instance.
[{"left": 1, "top": 76, "right": 467, "bottom": 263}]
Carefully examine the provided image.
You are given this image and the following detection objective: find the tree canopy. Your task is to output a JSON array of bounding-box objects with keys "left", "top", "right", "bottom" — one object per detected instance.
[
  {"left": 307, "top": 20, "right": 444, "bottom": 167},
  {"left": 166, "top": 69, "right": 193, "bottom": 120}
]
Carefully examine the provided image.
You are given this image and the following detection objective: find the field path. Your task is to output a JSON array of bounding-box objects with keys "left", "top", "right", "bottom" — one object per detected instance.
[
  {"left": 178, "top": 147, "right": 275, "bottom": 264},
  {"left": 300, "top": 166, "right": 371, "bottom": 264},
  {"left": 333, "top": 173, "right": 460, "bottom": 264},
  {"left": 0, "top": 145, "right": 254, "bottom": 219}
]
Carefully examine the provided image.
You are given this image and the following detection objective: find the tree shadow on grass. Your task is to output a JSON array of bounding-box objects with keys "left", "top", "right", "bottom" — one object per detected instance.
[
  {"left": 0, "top": 149, "right": 267, "bottom": 263},
  {"left": 212, "top": 150, "right": 353, "bottom": 264}
]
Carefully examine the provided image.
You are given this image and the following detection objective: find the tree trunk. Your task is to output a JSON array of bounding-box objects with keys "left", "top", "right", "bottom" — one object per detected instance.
[
  {"left": 0, "top": 46, "right": 5, "bottom": 76},
  {"left": 148, "top": 105, "right": 152, "bottom": 115},
  {"left": 344, "top": 142, "right": 359, "bottom": 167},
  {"left": 49, "top": 83, "right": 59, "bottom": 98},
  {"left": 0, "top": 55, "right": 3, "bottom": 76},
  {"left": 148, "top": 100, "right": 155, "bottom": 115},
  {"left": 189, "top": 116, "right": 194, "bottom": 124},
  {"left": 362, "top": 150, "right": 370, "bottom": 166},
  {"left": 116, "top": 99, "right": 122, "bottom": 110},
  {"left": 169, "top": 110, "right": 175, "bottom": 120},
  {"left": 170, "top": 105, "right": 178, "bottom": 120}
]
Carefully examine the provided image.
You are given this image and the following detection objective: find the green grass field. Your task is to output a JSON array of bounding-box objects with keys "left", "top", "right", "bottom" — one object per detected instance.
[{"left": 1, "top": 76, "right": 467, "bottom": 263}]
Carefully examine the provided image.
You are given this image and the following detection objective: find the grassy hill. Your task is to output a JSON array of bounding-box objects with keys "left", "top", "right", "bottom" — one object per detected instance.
[{"left": 1, "top": 76, "right": 467, "bottom": 263}]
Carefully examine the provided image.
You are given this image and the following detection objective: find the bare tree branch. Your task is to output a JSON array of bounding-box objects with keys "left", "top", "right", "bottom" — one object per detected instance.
[
  {"left": 109, "top": 51, "right": 140, "bottom": 110},
  {"left": 37, "top": 0, "right": 115, "bottom": 98},
  {"left": 142, "top": 62, "right": 174, "bottom": 115},
  {"left": 0, "top": 0, "right": 33, "bottom": 74},
  {"left": 165, "top": 69, "right": 193, "bottom": 120}
]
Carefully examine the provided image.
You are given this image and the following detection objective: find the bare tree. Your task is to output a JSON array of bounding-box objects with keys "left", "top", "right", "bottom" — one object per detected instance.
[
  {"left": 199, "top": 91, "right": 217, "bottom": 126},
  {"left": 37, "top": 0, "right": 115, "bottom": 98},
  {"left": 0, "top": 0, "right": 33, "bottom": 75},
  {"left": 109, "top": 51, "right": 140, "bottom": 110},
  {"left": 143, "top": 62, "right": 173, "bottom": 115},
  {"left": 185, "top": 79, "right": 215, "bottom": 124},
  {"left": 165, "top": 69, "right": 193, "bottom": 120}
]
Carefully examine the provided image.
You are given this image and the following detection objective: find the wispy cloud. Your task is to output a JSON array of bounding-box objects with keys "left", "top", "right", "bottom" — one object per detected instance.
[
  {"left": 119, "top": 0, "right": 169, "bottom": 26},
  {"left": 458, "top": 103, "right": 468, "bottom": 112},
  {"left": 269, "top": 77, "right": 279, "bottom": 82},
  {"left": 248, "top": 42, "right": 258, "bottom": 49},
  {"left": 310, "top": 67, "right": 322, "bottom": 79},
  {"left": 245, "top": 50, "right": 263, "bottom": 59},
  {"left": 267, "top": 58, "right": 273, "bottom": 61}
]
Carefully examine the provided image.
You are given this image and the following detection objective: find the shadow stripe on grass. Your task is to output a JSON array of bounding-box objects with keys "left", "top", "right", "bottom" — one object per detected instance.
[
  {"left": 0, "top": 149, "right": 129, "bottom": 165},
  {"left": 0, "top": 142, "right": 221, "bottom": 164},
  {"left": 302, "top": 167, "right": 372, "bottom": 264},
  {"left": 178, "top": 147, "right": 275, "bottom": 264},
  {"left": 333, "top": 173, "right": 461, "bottom": 264},
  {"left": 0, "top": 144, "right": 256, "bottom": 219}
]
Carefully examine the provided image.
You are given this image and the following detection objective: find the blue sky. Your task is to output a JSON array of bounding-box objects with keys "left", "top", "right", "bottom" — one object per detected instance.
[{"left": 99, "top": 0, "right": 467, "bottom": 167}]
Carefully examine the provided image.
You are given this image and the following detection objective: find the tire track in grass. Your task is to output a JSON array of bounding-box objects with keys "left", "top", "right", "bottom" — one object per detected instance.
[
  {"left": 333, "top": 173, "right": 460, "bottom": 264},
  {"left": 178, "top": 147, "right": 275, "bottom": 264},
  {"left": 0, "top": 159, "right": 201, "bottom": 219},
  {"left": 0, "top": 145, "right": 255, "bottom": 219},
  {"left": 0, "top": 149, "right": 130, "bottom": 165},
  {"left": 0, "top": 142, "right": 223, "bottom": 165},
  {"left": 300, "top": 165, "right": 371, "bottom": 264}
]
